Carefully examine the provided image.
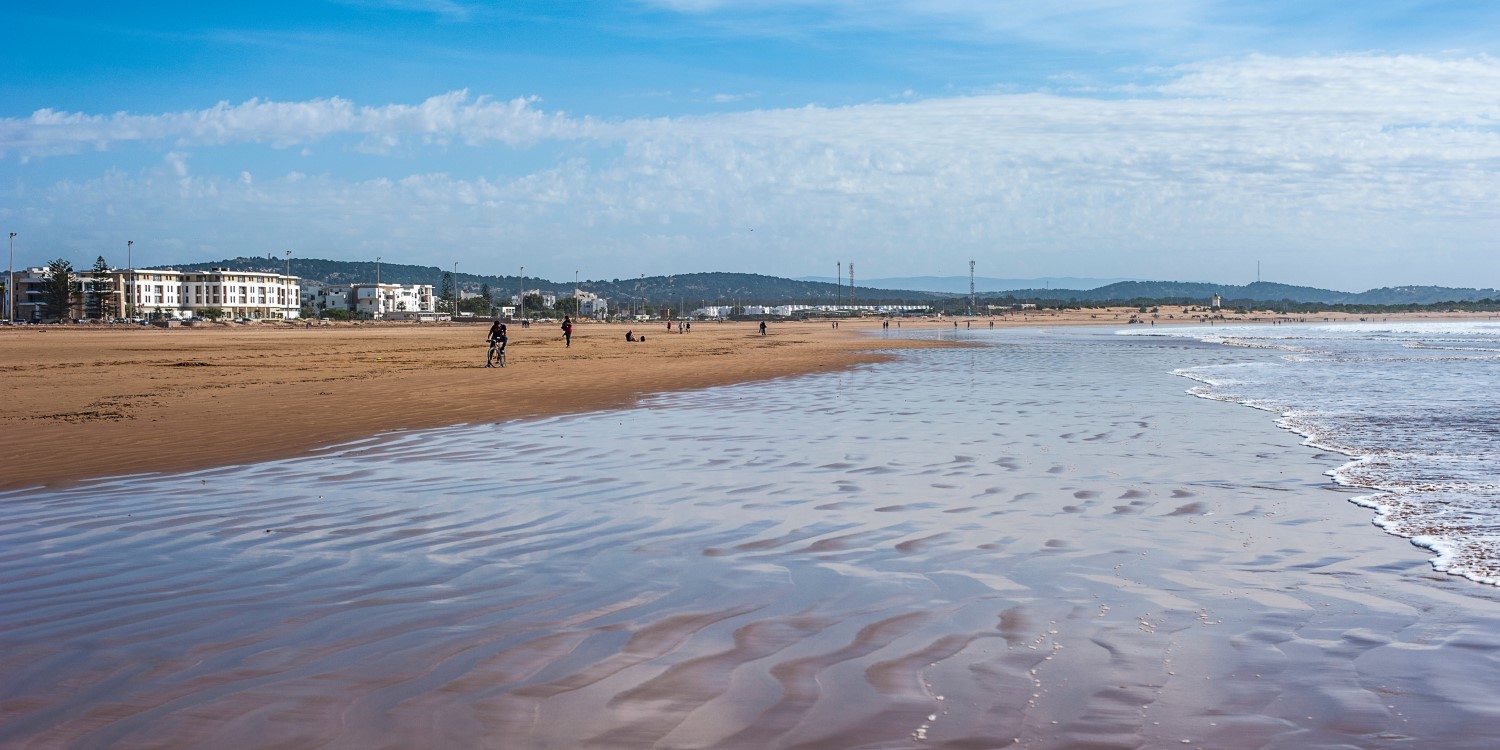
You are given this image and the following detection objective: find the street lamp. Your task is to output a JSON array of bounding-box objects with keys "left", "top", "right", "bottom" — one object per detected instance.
[
  {"left": 518, "top": 266, "right": 524, "bottom": 320},
  {"left": 127, "top": 240, "right": 133, "bottom": 320},
  {"left": 375, "top": 256, "right": 381, "bottom": 319},
  {"left": 452, "top": 261, "right": 459, "bottom": 317},
  {"left": 284, "top": 250, "right": 291, "bottom": 318},
  {"left": 7, "top": 232, "right": 15, "bottom": 324}
]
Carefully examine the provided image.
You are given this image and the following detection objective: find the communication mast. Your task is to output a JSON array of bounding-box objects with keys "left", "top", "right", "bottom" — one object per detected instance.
[{"left": 969, "top": 260, "right": 976, "bottom": 315}]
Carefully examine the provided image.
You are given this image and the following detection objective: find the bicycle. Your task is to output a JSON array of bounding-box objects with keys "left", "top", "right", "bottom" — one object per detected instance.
[{"left": 486, "top": 338, "right": 507, "bottom": 368}]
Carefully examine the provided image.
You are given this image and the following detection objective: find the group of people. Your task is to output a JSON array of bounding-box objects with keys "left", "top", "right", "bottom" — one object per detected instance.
[
  {"left": 485, "top": 315, "right": 572, "bottom": 367},
  {"left": 484, "top": 315, "right": 792, "bottom": 367}
]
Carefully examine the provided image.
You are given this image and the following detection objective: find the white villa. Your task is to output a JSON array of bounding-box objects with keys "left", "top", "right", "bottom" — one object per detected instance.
[
  {"left": 575, "top": 290, "right": 608, "bottom": 318},
  {"left": 304, "top": 282, "right": 436, "bottom": 319}
]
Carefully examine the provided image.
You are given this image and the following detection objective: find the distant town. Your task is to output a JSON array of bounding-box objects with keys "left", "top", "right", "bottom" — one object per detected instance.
[
  {"left": 1, "top": 261, "right": 935, "bottom": 324},
  {"left": 4, "top": 254, "right": 1497, "bottom": 325}
]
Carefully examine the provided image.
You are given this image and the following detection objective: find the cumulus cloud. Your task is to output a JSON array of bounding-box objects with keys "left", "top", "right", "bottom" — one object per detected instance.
[{"left": 5, "top": 54, "right": 1499, "bottom": 288}]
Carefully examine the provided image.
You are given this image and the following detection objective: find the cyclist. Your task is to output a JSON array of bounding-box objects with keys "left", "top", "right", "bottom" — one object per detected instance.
[{"left": 486, "top": 320, "right": 508, "bottom": 367}]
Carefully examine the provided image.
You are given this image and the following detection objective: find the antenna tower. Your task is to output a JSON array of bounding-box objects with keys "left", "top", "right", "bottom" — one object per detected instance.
[{"left": 969, "top": 260, "right": 976, "bottom": 315}]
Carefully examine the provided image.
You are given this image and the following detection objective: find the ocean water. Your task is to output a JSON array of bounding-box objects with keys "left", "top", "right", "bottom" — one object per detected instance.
[
  {"left": 5, "top": 326, "right": 1500, "bottom": 748},
  {"left": 1128, "top": 320, "right": 1500, "bottom": 585}
]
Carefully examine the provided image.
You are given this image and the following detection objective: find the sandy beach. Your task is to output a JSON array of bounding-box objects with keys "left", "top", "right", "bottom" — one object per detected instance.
[
  {"left": 0, "top": 319, "right": 941, "bottom": 492},
  {"left": 2, "top": 308, "right": 1480, "bottom": 492}
]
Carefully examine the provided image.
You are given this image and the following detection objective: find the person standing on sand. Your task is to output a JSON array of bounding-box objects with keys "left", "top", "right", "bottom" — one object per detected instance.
[
  {"left": 561, "top": 317, "right": 573, "bottom": 347},
  {"left": 759, "top": 321, "right": 767, "bottom": 336}
]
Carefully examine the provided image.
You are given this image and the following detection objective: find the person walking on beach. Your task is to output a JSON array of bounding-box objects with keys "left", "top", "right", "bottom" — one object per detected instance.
[
  {"left": 485, "top": 320, "right": 507, "bottom": 367},
  {"left": 759, "top": 320, "right": 767, "bottom": 336},
  {"left": 561, "top": 316, "right": 573, "bottom": 348}
]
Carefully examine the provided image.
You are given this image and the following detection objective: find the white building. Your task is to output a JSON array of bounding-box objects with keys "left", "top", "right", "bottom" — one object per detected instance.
[
  {"left": 108, "top": 268, "right": 301, "bottom": 320},
  {"left": 304, "top": 282, "right": 435, "bottom": 319},
  {"left": 352, "top": 283, "right": 435, "bottom": 318},
  {"left": 511, "top": 289, "right": 557, "bottom": 308},
  {"left": 576, "top": 290, "right": 609, "bottom": 317}
]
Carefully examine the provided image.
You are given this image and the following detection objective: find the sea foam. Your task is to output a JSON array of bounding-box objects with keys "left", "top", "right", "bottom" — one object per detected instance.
[{"left": 1132, "top": 320, "right": 1500, "bottom": 585}]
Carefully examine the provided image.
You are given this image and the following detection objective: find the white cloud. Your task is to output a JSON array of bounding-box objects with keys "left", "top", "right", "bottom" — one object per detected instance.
[
  {"left": 0, "top": 91, "right": 597, "bottom": 160},
  {"left": 5, "top": 54, "right": 1499, "bottom": 289}
]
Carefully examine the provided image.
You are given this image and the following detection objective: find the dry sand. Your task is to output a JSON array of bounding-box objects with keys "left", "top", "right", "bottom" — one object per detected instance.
[{"left": 0, "top": 320, "right": 928, "bottom": 491}]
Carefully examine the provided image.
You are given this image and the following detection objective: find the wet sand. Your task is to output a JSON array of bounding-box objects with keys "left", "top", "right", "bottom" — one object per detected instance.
[
  {"left": 0, "top": 320, "right": 946, "bottom": 492},
  {"left": 2, "top": 309, "right": 1481, "bottom": 492},
  {"left": 2, "top": 327, "right": 1498, "bottom": 748}
]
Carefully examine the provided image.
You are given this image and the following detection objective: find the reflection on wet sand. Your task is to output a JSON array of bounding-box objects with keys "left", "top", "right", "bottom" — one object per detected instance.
[{"left": 3, "top": 329, "right": 1499, "bottom": 748}]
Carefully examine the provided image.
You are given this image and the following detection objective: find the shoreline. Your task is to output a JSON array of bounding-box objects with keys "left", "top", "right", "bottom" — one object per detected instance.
[{"left": 2, "top": 310, "right": 1488, "bottom": 493}]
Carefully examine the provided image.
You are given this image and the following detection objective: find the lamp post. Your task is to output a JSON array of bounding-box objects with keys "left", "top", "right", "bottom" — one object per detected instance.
[
  {"left": 518, "top": 266, "right": 524, "bottom": 320},
  {"left": 452, "top": 261, "right": 459, "bottom": 317},
  {"left": 574, "top": 270, "right": 579, "bottom": 318},
  {"left": 284, "top": 250, "right": 292, "bottom": 318},
  {"left": 7, "top": 232, "right": 14, "bottom": 324},
  {"left": 127, "top": 240, "right": 133, "bottom": 320},
  {"left": 375, "top": 256, "right": 381, "bottom": 319}
]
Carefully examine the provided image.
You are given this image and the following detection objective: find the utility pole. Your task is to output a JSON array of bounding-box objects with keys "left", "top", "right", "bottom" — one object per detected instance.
[
  {"left": 284, "top": 250, "right": 292, "bottom": 318},
  {"left": 518, "top": 266, "right": 524, "bottom": 320},
  {"left": 969, "top": 260, "right": 976, "bottom": 315},
  {"left": 375, "top": 256, "right": 382, "bottom": 319},
  {"left": 6, "top": 232, "right": 14, "bottom": 324},
  {"left": 127, "top": 240, "right": 133, "bottom": 320},
  {"left": 837, "top": 261, "right": 842, "bottom": 301}
]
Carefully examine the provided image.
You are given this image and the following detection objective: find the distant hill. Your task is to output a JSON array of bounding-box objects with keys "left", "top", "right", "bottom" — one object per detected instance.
[
  {"left": 177, "top": 257, "right": 948, "bottom": 305},
  {"left": 174, "top": 257, "right": 1496, "bottom": 308},
  {"left": 798, "top": 275, "right": 1139, "bottom": 294},
  {"left": 984, "top": 281, "right": 1500, "bottom": 306}
]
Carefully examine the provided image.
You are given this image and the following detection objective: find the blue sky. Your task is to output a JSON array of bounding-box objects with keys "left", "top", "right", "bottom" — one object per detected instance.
[{"left": 3, "top": 1, "right": 1499, "bottom": 290}]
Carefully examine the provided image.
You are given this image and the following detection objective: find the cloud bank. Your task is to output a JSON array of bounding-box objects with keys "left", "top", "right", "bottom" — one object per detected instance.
[{"left": 3, "top": 54, "right": 1497, "bottom": 288}]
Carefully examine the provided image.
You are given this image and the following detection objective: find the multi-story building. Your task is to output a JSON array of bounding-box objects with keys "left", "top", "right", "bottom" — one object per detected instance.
[
  {"left": 9, "top": 267, "right": 51, "bottom": 322},
  {"left": 5, "top": 266, "right": 294, "bottom": 322},
  {"left": 110, "top": 268, "right": 301, "bottom": 320},
  {"left": 575, "top": 290, "right": 609, "bottom": 318},
  {"left": 353, "top": 283, "right": 434, "bottom": 318},
  {"left": 302, "top": 282, "right": 435, "bottom": 319}
]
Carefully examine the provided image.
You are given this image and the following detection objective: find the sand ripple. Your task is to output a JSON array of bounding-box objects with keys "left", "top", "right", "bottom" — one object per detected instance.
[{"left": 4, "top": 331, "right": 1500, "bottom": 748}]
